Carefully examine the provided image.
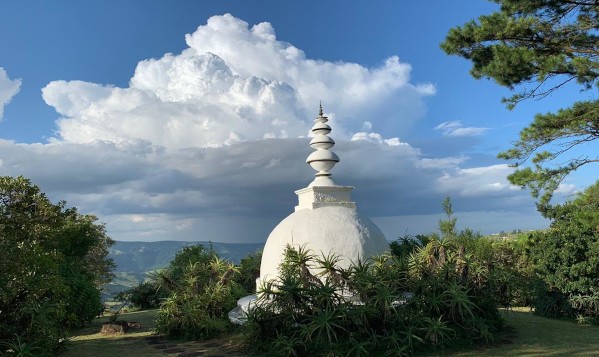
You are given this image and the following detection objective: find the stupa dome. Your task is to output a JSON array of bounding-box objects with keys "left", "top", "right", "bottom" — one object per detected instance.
[
  {"left": 256, "top": 105, "right": 389, "bottom": 287},
  {"left": 258, "top": 206, "right": 388, "bottom": 286}
]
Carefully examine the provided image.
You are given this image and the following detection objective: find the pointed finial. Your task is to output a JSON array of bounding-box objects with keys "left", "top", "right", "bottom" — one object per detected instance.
[{"left": 306, "top": 104, "right": 339, "bottom": 187}]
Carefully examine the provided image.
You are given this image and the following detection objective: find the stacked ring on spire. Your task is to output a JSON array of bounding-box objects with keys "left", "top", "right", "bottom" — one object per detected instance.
[{"left": 306, "top": 104, "right": 340, "bottom": 184}]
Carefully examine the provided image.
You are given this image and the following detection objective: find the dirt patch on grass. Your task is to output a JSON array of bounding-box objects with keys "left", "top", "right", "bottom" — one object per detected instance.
[{"left": 65, "top": 310, "right": 247, "bottom": 357}]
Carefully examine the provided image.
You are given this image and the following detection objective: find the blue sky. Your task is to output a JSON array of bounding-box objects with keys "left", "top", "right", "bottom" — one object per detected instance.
[{"left": 0, "top": 1, "right": 593, "bottom": 242}]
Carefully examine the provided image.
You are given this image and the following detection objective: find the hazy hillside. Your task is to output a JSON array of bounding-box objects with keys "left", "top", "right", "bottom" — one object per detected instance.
[{"left": 104, "top": 240, "right": 263, "bottom": 299}]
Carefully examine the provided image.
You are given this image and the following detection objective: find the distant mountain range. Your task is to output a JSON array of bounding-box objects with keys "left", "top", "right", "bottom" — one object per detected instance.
[{"left": 104, "top": 240, "right": 263, "bottom": 300}]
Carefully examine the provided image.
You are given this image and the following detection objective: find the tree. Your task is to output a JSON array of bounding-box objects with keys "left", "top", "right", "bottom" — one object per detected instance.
[
  {"left": 118, "top": 281, "right": 166, "bottom": 310},
  {"left": 441, "top": 0, "right": 598, "bottom": 204},
  {"left": 0, "top": 176, "right": 114, "bottom": 355},
  {"left": 57, "top": 211, "right": 115, "bottom": 325},
  {"left": 440, "top": 196, "right": 457, "bottom": 239},
  {"left": 527, "top": 181, "right": 599, "bottom": 318}
]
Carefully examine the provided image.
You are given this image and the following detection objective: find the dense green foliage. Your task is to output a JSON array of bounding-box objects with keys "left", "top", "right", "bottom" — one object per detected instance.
[
  {"left": 153, "top": 245, "right": 246, "bottom": 339},
  {"left": 0, "top": 176, "right": 114, "bottom": 356},
  {"left": 442, "top": 0, "right": 599, "bottom": 204},
  {"left": 121, "top": 248, "right": 262, "bottom": 312},
  {"left": 237, "top": 249, "right": 262, "bottom": 293},
  {"left": 526, "top": 181, "right": 599, "bottom": 320},
  {"left": 244, "top": 199, "right": 507, "bottom": 356},
  {"left": 117, "top": 281, "right": 167, "bottom": 311}
]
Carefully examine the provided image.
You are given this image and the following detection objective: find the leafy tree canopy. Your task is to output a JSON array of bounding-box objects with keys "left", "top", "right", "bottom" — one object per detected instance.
[
  {"left": 528, "top": 180, "right": 599, "bottom": 316},
  {"left": 0, "top": 176, "right": 115, "bottom": 355},
  {"left": 441, "top": 0, "right": 598, "bottom": 204}
]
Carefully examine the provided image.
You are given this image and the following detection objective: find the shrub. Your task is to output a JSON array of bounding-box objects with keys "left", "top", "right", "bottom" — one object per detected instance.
[
  {"left": 531, "top": 281, "right": 574, "bottom": 319},
  {"left": 245, "top": 240, "right": 504, "bottom": 357},
  {"left": 62, "top": 267, "right": 105, "bottom": 326},
  {"left": 529, "top": 181, "right": 599, "bottom": 318},
  {"left": 118, "top": 281, "right": 166, "bottom": 311},
  {"left": 0, "top": 176, "right": 114, "bottom": 356},
  {"left": 570, "top": 294, "right": 599, "bottom": 321},
  {"left": 236, "top": 249, "right": 263, "bottom": 293},
  {"left": 244, "top": 198, "right": 510, "bottom": 356},
  {"left": 154, "top": 245, "right": 245, "bottom": 339}
]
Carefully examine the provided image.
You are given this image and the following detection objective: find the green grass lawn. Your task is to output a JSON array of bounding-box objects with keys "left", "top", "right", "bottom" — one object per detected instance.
[
  {"left": 436, "top": 308, "right": 599, "bottom": 357},
  {"left": 62, "top": 310, "right": 161, "bottom": 357},
  {"left": 65, "top": 308, "right": 599, "bottom": 356},
  {"left": 63, "top": 309, "right": 245, "bottom": 357}
]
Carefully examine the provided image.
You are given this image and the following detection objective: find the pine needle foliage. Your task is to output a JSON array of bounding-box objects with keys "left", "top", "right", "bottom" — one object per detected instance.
[{"left": 442, "top": 0, "right": 599, "bottom": 204}]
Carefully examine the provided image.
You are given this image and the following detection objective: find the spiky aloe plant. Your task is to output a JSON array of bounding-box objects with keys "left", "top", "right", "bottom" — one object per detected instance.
[
  {"left": 154, "top": 250, "right": 242, "bottom": 339},
  {"left": 420, "top": 317, "right": 454, "bottom": 346}
]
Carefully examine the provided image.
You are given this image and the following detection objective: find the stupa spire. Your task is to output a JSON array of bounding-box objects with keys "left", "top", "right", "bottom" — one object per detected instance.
[{"left": 306, "top": 104, "right": 339, "bottom": 187}]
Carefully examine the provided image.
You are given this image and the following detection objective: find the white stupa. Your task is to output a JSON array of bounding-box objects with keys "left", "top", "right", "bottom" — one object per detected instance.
[
  {"left": 229, "top": 105, "right": 389, "bottom": 324},
  {"left": 257, "top": 104, "right": 389, "bottom": 287}
]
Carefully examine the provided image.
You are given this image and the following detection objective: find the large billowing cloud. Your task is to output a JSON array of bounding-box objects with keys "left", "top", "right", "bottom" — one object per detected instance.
[
  {"left": 43, "top": 14, "right": 434, "bottom": 149},
  {"left": 0, "top": 14, "right": 551, "bottom": 242},
  {"left": 0, "top": 67, "right": 21, "bottom": 120}
]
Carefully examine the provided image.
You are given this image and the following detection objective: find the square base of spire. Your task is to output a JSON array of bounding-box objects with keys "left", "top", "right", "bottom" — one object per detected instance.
[{"left": 294, "top": 186, "right": 356, "bottom": 211}]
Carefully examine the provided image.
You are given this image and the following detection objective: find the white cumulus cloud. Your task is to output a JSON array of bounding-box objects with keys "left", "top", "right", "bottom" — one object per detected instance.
[
  {"left": 0, "top": 14, "right": 552, "bottom": 242},
  {"left": 350, "top": 131, "right": 408, "bottom": 147},
  {"left": 43, "top": 14, "right": 434, "bottom": 150},
  {"left": 436, "top": 164, "right": 523, "bottom": 197},
  {"left": 0, "top": 67, "right": 22, "bottom": 120}
]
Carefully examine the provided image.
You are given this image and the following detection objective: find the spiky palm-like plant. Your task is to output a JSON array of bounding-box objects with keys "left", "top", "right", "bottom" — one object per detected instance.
[
  {"left": 399, "top": 324, "right": 424, "bottom": 352},
  {"left": 302, "top": 306, "right": 347, "bottom": 346},
  {"left": 155, "top": 250, "right": 242, "bottom": 339},
  {"left": 315, "top": 251, "right": 345, "bottom": 288},
  {"left": 247, "top": 227, "right": 506, "bottom": 357},
  {"left": 444, "top": 282, "right": 476, "bottom": 324},
  {"left": 420, "top": 317, "right": 454, "bottom": 346},
  {"left": 0, "top": 334, "right": 43, "bottom": 357}
]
